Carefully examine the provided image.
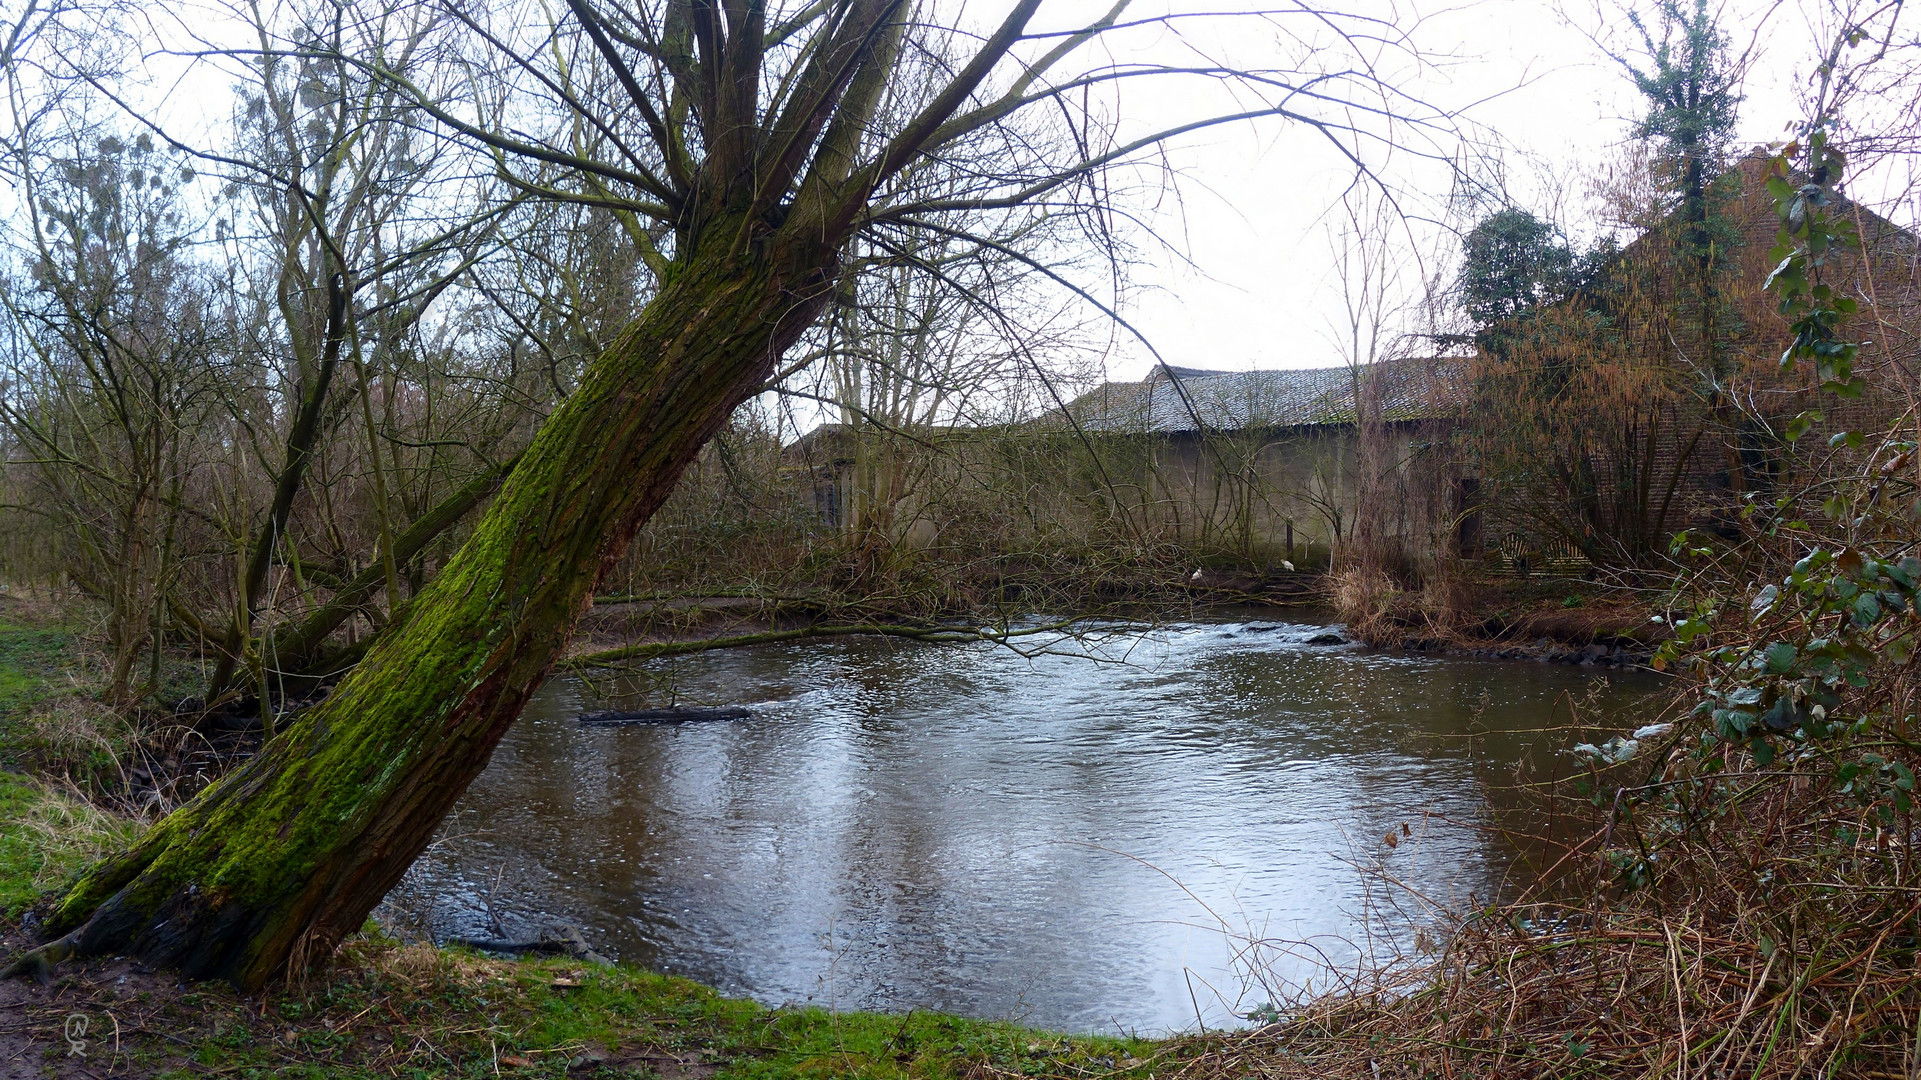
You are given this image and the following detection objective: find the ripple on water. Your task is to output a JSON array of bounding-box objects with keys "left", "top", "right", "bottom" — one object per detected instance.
[{"left": 397, "top": 616, "right": 1670, "bottom": 1034}]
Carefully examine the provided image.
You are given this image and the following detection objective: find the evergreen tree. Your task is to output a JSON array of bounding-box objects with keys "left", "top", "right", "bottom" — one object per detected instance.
[
  {"left": 1614, "top": 0, "right": 1745, "bottom": 378},
  {"left": 1458, "top": 207, "right": 1575, "bottom": 354},
  {"left": 1623, "top": 0, "right": 1742, "bottom": 227}
]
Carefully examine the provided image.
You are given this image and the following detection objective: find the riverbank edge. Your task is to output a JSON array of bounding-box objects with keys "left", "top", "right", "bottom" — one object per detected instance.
[
  {"left": 0, "top": 603, "right": 1172, "bottom": 1080},
  {"left": 570, "top": 573, "right": 1668, "bottom": 672},
  {"left": 0, "top": 589, "right": 1702, "bottom": 1080},
  {"left": 0, "top": 786, "right": 1163, "bottom": 1080}
]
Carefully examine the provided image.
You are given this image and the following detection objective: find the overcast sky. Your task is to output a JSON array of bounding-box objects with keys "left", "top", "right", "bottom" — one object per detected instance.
[
  {"left": 1093, "top": 0, "right": 1904, "bottom": 380},
  {"left": 104, "top": 0, "right": 1915, "bottom": 393}
]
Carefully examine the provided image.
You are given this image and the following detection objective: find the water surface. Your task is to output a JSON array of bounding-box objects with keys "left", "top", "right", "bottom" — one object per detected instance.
[{"left": 395, "top": 616, "right": 1667, "bottom": 1033}]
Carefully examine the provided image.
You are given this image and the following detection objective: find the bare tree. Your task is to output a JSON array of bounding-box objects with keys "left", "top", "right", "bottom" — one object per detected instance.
[
  {"left": 20, "top": 0, "right": 1456, "bottom": 987},
  {"left": 1323, "top": 174, "right": 1419, "bottom": 574},
  {"left": 0, "top": 127, "right": 226, "bottom": 704},
  {"left": 190, "top": 0, "right": 514, "bottom": 701}
]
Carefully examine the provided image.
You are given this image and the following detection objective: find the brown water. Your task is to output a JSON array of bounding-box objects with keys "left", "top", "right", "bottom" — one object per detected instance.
[{"left": 392, "top": 615, "right": 1668, "bottom": 1034}]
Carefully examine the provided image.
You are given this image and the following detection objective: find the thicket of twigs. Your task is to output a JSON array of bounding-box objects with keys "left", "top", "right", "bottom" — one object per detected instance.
[
  {"left": 599, "top": 415, "right": 1318, "bottom": 635},
  {"left": 0, "top": 0, "right": 1172, "bottom": 718},
  {"left": 1194, "top": 562, "right": 1921, "bottom": 1078},
  {"left": 1176, "top": 125, "right": 1921, "bottom": 1078}
]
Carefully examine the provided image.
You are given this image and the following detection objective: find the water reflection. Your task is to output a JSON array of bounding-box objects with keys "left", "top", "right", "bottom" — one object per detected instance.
[{"left": 395, "top": 617, "right": 1667, "bottom": 1033}]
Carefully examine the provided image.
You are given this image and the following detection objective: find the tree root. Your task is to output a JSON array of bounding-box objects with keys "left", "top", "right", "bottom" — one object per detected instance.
[{"left": 0, "top": 930, "right": 80, "bottom": 985}]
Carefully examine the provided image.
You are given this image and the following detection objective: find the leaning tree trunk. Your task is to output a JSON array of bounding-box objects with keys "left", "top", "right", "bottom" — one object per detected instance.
[{"left": 36, "top": 228, "right": 836, "bottom": 988}]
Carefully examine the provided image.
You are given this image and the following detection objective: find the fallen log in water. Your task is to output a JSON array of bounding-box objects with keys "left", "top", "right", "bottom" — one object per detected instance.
[
  {"left": 446, "top": 935, "right": 569, "bottom": 955},
  {"left": 578, "top": 706, "right": 753, "bottom": 726},
  {"left": 563, "top": 616, "right": 1114, "bottom": 668},
  {"left": 445, "top": 926, "right": 611, "bottom": 965}
]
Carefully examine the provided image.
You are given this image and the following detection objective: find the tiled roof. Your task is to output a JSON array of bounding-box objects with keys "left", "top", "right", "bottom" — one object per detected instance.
[{"left": 1059, "top": 357, "right": 1465, "bottom": 433}]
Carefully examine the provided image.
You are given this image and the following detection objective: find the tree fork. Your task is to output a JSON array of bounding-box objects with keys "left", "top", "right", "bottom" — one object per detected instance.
[
  {"left": 209, "top": 273, "right": 350, "bottom": 697},
  {"left": 24, "top": 230, "right": 835, "bottom": 988},
  {"left": 268, "top": 455, "right": 519, "bottom": 678}
]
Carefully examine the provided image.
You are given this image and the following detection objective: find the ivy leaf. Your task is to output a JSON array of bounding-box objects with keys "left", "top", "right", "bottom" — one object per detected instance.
[
  {"left": 1887, "top": 560, "right": 1918, "bottom": 589},
  {"left": 1763, "top": 254, "right": 1798, "bottom": 290},
  {"left": 1893, "top": 762, "right": 1916, "bottom": 792}
]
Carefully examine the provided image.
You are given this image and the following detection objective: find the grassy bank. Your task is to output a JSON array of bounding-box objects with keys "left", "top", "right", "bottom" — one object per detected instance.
[
  {"left": 0, "top": 900, "right": 1160, "bottom": 1079},
  {"left": 0, "top": 602, "right": 86, "bottom": 772},
  {"left": 0, "top": 773, "right": 142, "bottom": 917},
  {"left": 0, "top": 778, "right": 1157, "bottom": 1080}
]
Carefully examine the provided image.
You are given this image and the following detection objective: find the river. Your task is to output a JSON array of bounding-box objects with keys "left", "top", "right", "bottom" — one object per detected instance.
[{"left": 389, "top": 614, "right": 1669, "bottom": 1034}]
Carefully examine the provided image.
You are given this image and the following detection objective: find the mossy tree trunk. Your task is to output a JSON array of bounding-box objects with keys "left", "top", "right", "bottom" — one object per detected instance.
[
  {"left": 40, "top": 225, "right": 836, "bottom": 987},
  {"left": 12, "top": 0, "right": 1175, "bottom": 988}
]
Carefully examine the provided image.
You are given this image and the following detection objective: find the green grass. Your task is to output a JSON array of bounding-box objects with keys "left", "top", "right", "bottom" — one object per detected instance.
[
  {"left": 0, "top": 618, "right": 75, "bottom": 719},
  {"left": 0, "top": 609, "right": 91, "bottom": 784},
  {"left": 0, "top": 603, "right": 174, "bottom": 795},
  {"left": 0, "top": 770, "right": 144, "bottom": 915},
  {"left": 101, "top": 945, "right": 1164, "bottom": 1079},
  {"left": 0, "top": 605, "right": 139, "bottom": 915}
]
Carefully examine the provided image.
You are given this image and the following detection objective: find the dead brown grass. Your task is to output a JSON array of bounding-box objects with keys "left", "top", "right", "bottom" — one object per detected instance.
[
  {"left": 1502, "top": 604, "right": 1659, "bottom": 645},
  {"left": 1329, "top": 566, "right": 1403, "bottom": 645},
  {"left": 0, "top": 585, "right": 83, "bottom": 626},
  {"left": 1154, "top": 746, "right": 1921, "bottom": 1080}
]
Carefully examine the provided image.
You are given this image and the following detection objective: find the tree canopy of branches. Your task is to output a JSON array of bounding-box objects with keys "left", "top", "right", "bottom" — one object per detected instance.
[{"left": 5, "top": 0, "right": 1455, "bottom": 988}]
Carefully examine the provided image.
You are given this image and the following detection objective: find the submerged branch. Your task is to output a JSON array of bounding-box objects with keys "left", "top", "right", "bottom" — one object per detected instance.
[{"left": 563, "top": 616, "right": 1120, "bottom": 668}]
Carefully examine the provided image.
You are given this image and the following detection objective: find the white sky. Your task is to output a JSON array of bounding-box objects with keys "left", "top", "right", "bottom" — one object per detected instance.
[
  {"left": 1096, "top": 0, "right": 1898, "bottom": 379},
  {"left": 63, "top": 0, "right": 1915, "bottom": 393}
]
